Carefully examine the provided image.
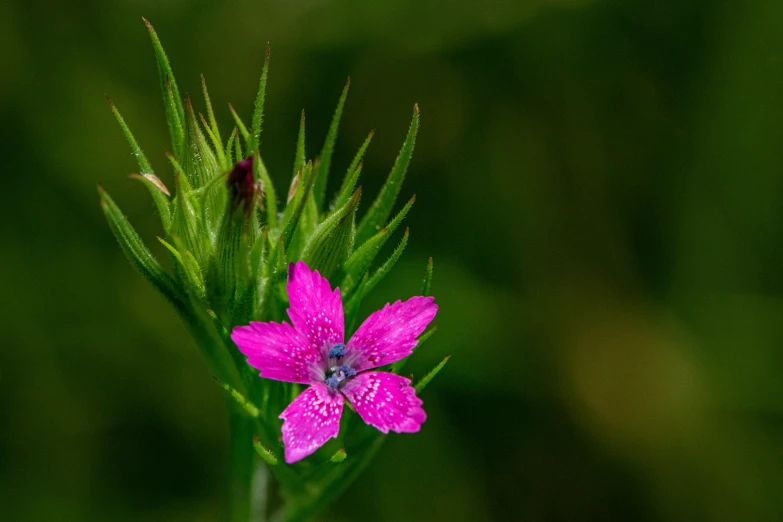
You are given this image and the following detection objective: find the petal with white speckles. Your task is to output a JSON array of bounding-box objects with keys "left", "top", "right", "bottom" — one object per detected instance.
[
  {"left": 342, "top": 371, "right": 426, "bottom": 434},
  {"left": 280, "top": 383, "right": 343, "bottom": 463},
  {"left": 346, "top": 296, "right": 437, "bottom": 371},
  {"left": 287, "top": 261, "right": 345, "bottom": 351},
  {"left": 231, "top": 321, "right": 321, "bottom": 384}
]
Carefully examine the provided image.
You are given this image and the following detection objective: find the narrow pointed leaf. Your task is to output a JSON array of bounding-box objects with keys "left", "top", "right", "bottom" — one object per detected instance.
[
  {"left": 225, "top": 126, "right": 237, "bottom": 166},
  {"left": 301, "top": 188, "right": 361, "bottom": 280},
  {"left": 314, "top": 77, "right": 350, "bottom": 210},
  {"left": 200, "top": 74, "right": 224, "bottom": 164},
  {"left": 342, "top": 195, "right": 414, "bottom": 293},
  {"left": 229, "top": 103, "right": 250, "bottom": 144},
  {"left": 106, "top": 96, "right": 154, "bottom": 175},
  {"left": 128, "top": 174, "right": 171, "bottom": 230},
  {"left": 280, "top": 162, "right": 316, "bottom": 251},
  {"left": 143, "top": 18, "right": 186, "bottom": 160},
  {"left": 253, "top": 436, "right": 279, "bottom": 466},
  {"left": 293, "top": 109, "right": 306, "bottom": 179},
  {"left": 247, "top": 44, "right": 270, "bottom": 153},
  {"left": 415, "top": 355, "right": 450, "bottom": 394},
  {"left": 422, "top": 256, "right": 433, "bottom": 296},
  {"left": 356, "top": 105, "right": 419, "bottom": 245},
  {"left": 344, "top": 227, "right": 409, "bottom": 327},
  {"left": 99, "top": 186, "right": 179, "bottom": 305},
  {"left": 158, "top": 236, "right": 205, "bottom": 297},
  {"left": 333, "top": 130, "right": 373, "bottom": 210},
  {"left": 215, "top": 377, "right": 259, "bottom": 418},
  {"left": 200, "top": 112, "right": 226, "bottom": 171}
]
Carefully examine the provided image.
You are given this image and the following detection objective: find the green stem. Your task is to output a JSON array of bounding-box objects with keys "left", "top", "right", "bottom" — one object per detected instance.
[{"left": 228, "top": 406, "right": 261, "bottom": 522}]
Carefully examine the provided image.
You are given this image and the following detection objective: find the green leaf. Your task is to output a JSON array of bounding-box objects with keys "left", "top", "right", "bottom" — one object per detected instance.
[
  {"left": 332, "top": 130, "right": 373, "bottom": 211},
  {"left": 247, "top": 44, "right": 270, "bottom": 154},
  {"left": 330, "top": 449, "right": 347, "bottom": 463},
  {"left": 128, "top": 173, "right": 171, "bottom": 231},
  {"left": 293, "top": 109, "right": 306, "bottom": 179},
  {"left": 344, "top": 227, "right": 409, "bottom": 328},
  {"left": 253, "top": 436, "right": 279, "bottom": 466},
  {"left": 225, "top": 126, "right": 237, "bottom": 166},
  {"left": 341, "top": 195, "right": 414, "bottom": 294},
  {"left": 143, "top": 18, "right": 186, "bottom": 160},
  {"left": 313, "top": 77, "right": 350, "bottom": 210},
  {"left": 229, "top": 103, "right": 250, "bottom": 144},
  {"left": 301, "top": 188, "right": 361, "bottom": 280},
  {"left": 171, "top": 170, "right": 208, "bottom": 267},
  {"left": 422, "top": 256, "right": 433, "bottom": 296},
  {"left": 414, "top": 355, "right": 450, "bottom": 394},
  {"left": 200, "top": 74, "right": 225, "bottom": 168},
  {"left": 280, "top": 162, "right": 316, "bottom": 252},
  {"left": 105, "top": 96, "right": 154, "bottom": 175},
  {"left": 214, "top": 377, "right": 259, "bottom": 418},
  {"left": 185, "top": 96, "right": 224, "bottom": 232},
  {"left": 158, "top": 236, "right": 205, "bottom": 297},
  {"left": 185, "top": 96, "right": 219, "bottom": 189},
  {"left": 199, "top": 112, "right": 226, "bottom": 172},
  {"left": 356, "top": 105, "right": 419, "bottom": 245},
  {"left": 390, "top": 324, "right": 438, "bottom": 374},
  {"left": 98, "top": 186, "right": 180, "bottom": 305}
]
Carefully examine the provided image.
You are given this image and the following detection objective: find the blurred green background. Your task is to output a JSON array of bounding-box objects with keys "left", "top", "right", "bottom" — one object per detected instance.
[{"left": 3, "top": 0, "right": 783, "bottom": 520}]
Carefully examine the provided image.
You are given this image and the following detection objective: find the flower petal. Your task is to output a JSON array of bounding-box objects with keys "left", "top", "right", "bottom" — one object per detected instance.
[
  {"left": 342, "top": 371, "right": 426, "bottom": 433},
  {"left": 279, "top": 383, "right": 343, "bottom": 463},
  {"left": 346, "top": 296, "right": 437, "bottom": 371},
  {"left": 231, "top": 321, "right": 322, "bottom": 384},
  {"left": 287, "top": 261, "right": 345, "bottom": 352}
]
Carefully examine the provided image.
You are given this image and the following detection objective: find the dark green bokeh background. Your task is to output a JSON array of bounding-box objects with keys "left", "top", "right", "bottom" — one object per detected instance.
[{"left": 3, "top": 0, "right": 783, "bottom": 520}]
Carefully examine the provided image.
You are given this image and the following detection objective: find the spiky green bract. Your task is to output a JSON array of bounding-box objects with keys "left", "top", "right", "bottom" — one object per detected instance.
[
  {"left": 247, "top": 44, "right": 270, "bottom": 154},
  {"left": 390, "top": 324, "right": 439, "bottom": 374},
  {"left": 158, "top": 236, "right": 205, "bottom": 298},
  {"left": 313, "top": 78, "right": 350, "bottom": 210},
  {"left": 422, "top": 256, "right": 433, "bottom": 296},
  {"left": 229, "top": 104, "right": 250, "bottom": 144},
  {"left": 301, "top": 188, "right": 361, "bottom": 280},
  {"left": 355, "top": 104, "right": 419, "bottom": 245},
  {"left": 106, "top": 96, "right": 154, "bottom": 174},
  {"left": 143, "top": 18, "right": 186, "bottom": 161},
  {"left": 253, "top": 436, "right": 279, "bottom": 466},
  {"left": 216, "top": 377, "right": 260, "bottom": 418},
  {"left": 201, "top": 75, "right": 226, "bottom": 168},
  {"left": 333, "top": 131, "right": 373, "bottom": 211},
  {"left": 344, "top": 227, "right": 410, "bottom": 329},
  {"left": 99, "top": 186, "right": 180, "bottom": 306},
  {"left": 415, "top": 356, "right": 450, "bottom": 393},
  {"left": 341, "top": 194, "right": 414, "bottom": 294}
]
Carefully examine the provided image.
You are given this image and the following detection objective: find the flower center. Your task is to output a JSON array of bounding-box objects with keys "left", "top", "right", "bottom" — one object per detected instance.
[{"left": 324, "top": 343, "right": 355, "bottom": 390}]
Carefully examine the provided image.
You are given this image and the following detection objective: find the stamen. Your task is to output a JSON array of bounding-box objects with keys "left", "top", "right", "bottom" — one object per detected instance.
[
  {"left": 325, "top": 374, "right": 340, "bottom": 389},
  {"left": 328, "top": 343, "right": 346, "bottom": 358},
  {"left": 339, "top": 365, "right": 356, "bottom": 377}
]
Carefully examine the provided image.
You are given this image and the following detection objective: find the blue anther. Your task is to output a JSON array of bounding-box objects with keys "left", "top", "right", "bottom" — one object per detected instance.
[
  {"left": 339, "top": 365, "right": 356, "bottom": 377},
  {"left": 325, "top": 374, "right": 340, "bottom": 389},
  {"left": 328, "top": 343, "right": 347, "bottom": 358}
]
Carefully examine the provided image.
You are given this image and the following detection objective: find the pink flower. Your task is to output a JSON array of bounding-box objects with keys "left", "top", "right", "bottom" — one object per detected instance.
[{"left": 231, "top": 261, "right": 437, "bottom": 463}]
